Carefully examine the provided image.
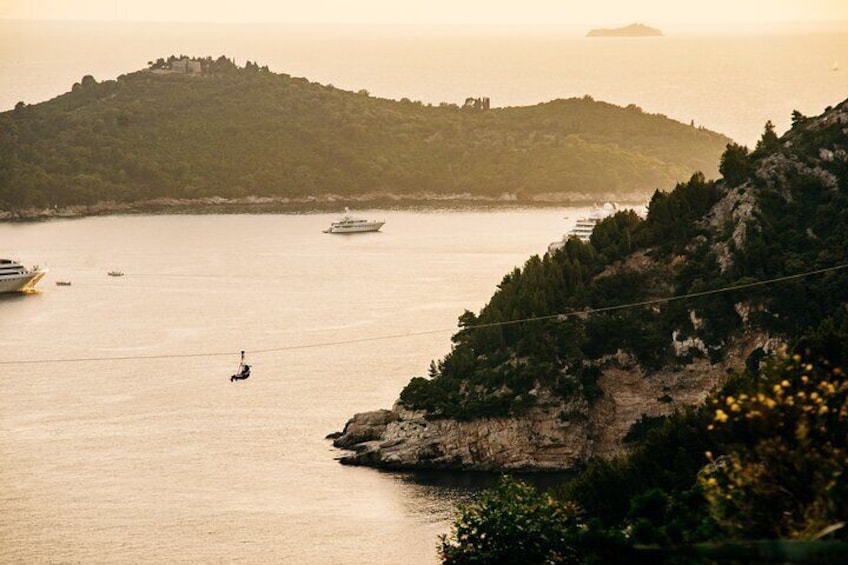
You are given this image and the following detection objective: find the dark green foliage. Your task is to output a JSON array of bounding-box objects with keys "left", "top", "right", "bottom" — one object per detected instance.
[
  {"left": 623, "top": 414, "right": 668, "bottom": 443},
  {"left": 577, "top": 366, "right": 604, "bottom": 402},
  {"left": 590, "top": 209, "right": 642, "bottom": 261},
  {"left": 588, "top": 269, "right": 648, "bottom": 308},
  {"left": 398, "top": 376, "right": 435, "bottom": 409},
  {"left": 439, "top": 476, "right": 581, "bottom": 565},
  {"left": 638, "top": 172, "right": 722, "bottom": 252},
  {"left": 583, "top": 306, "right": 672, "bottom": 370},
  {"left": 0, "top": 57, "right": 730, "bottom": 211},
  {"left": 753, "top": 119, "right": 781, "bottom": 156},
  {"left": 718, "top": 142, "right": 752, "bottom": 187},
  {"left": 726, "top": 109, "right": 848, "bottom": 337},
  {"left": 439, "top": 476, "right": 634, "bottom": 565}
]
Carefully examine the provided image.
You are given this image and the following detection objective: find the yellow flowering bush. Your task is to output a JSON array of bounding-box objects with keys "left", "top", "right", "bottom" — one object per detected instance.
[{"left": 699, "top": 352, "right": 848, "bottom": 539}]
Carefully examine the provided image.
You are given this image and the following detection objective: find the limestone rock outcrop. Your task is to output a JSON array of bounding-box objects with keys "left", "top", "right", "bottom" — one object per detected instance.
[{"left": 331, "top": 332, "right": 779, "bottom": 471}]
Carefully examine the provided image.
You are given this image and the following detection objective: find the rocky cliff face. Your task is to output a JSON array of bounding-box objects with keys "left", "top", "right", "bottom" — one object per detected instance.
[{"left": 332, "top": 331, "right": 781, "bottom": 471}]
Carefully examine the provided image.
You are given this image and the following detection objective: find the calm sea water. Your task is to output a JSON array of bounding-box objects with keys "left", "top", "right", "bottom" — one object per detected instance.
[
  {"left": 1, "top": 210, "right": 578, "bottom": 564},
  {"left": 1, "top": 21, "right": 847, "bottom": 146},
  {"left": 1, "top": 20, "right": 846, "bottom": 562}
]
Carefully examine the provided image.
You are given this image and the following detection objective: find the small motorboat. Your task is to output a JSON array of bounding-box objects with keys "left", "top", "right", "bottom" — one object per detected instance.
[
  {"left": 108, "top": 270, "right": 124, "bottom": 277},
  {"left": 230, "top": 350, "right": 251, "bottom": 382},
  {"left": 323, "top": 208, "right": 385, "bottom": 234},
  {"left": 55, "top": 281, "right": 72, "bottom": 286}
]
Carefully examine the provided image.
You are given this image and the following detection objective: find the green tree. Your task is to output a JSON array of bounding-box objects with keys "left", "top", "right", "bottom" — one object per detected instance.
[
  {"left": 439, "top": 476, "right": 584, "bottom": 565},
  {"left": 718, "top": 142, "right": 752, "bottom": 187},
  {"left": 754, "top": 119, "right": 780, "bottom": 155}
]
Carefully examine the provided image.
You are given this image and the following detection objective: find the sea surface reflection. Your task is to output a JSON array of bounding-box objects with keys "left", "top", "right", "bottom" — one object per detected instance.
[{"left": 1, "top": 210, "right": 579, "bottom": 564}]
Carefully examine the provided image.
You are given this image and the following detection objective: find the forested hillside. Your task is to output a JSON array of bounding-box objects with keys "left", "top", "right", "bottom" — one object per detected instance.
[
  {"left": 403, "top": 100, "right": 848, "bottom": 562},
  {"left": 0, "top": 55, "right": 729, "bottom": 211},
  {"left": 397, "top": 101, "right": 848, "bottom": 422}
]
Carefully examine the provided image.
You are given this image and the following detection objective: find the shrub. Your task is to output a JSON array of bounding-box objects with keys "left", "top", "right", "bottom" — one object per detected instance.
[
  {"left": 439, "top": 476, "right": 582, "bottom": 565},
  {"left": 700, "top": 351, "right": 848, "bottom": 539}
]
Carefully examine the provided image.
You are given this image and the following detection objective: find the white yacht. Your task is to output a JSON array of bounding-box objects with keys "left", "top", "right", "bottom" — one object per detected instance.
[
  {"left": 323, "top": 208, "right": 385, "bottom": 234},
  {"left": 0, "top": 258, "right": 47, "bottom": 294},
  {"left": 547, "top": 202, "right": 618, "bottom": 253}
]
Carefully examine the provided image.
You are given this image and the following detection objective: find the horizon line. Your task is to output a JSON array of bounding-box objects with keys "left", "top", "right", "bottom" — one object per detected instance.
[{"left": 2, "top": 17, "right": 847, "bottom": 27}]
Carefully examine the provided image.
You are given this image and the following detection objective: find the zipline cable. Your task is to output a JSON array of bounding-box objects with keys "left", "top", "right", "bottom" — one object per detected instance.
[{"left": 3, "top": 262, "right": 847, "bottom": 366}]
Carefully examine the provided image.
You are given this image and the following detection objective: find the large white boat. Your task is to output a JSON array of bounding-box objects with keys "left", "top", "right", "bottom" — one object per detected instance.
[
  {"left": 323, "top": 208, "right": 385, "bottom": 234},
  {"left": 547, "top": 202, "right": 618, "bottom": 253},
  {"left": 0, "top": 258, "right": 47, "bottom": 294}
]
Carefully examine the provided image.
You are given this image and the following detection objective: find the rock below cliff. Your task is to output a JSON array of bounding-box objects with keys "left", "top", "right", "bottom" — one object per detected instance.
[{"left": 334, "top": 392, "right": 591, "bottom": 471}]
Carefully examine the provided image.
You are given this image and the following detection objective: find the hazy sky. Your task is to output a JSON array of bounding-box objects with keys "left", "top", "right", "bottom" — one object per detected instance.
[{"left": 2, "top": 0, "right": 847, "bottom": 25}]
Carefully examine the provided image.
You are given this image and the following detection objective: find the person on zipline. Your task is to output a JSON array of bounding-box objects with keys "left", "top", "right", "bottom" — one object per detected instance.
[{"left": 231, "top": 350, "right": 250, "bottom": 382}]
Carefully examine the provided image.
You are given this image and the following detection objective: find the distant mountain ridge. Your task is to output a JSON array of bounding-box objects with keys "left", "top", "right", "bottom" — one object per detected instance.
[{"left": 0, "top": 55, "right": 727, "bottom": 215}]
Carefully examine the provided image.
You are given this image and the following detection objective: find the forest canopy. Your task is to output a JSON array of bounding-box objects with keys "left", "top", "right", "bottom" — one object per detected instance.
[{"left": 0, "top": 55, "right": 730, "bottom": 211}]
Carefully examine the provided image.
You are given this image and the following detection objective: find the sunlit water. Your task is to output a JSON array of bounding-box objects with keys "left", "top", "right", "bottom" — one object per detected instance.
[
  {"left": 1, "top": 21, "right": 847, "bottom": 146},
  {"left": 1, "top": 210, "right": 582, "bottom": 564},
  {"left": 2, "top": 19, "right": 846, "bottom": 562}
]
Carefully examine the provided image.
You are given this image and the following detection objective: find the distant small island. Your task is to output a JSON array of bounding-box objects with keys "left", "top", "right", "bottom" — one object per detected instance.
[{"left": 587, "top": 23, "right": 663, "bottom": 37}]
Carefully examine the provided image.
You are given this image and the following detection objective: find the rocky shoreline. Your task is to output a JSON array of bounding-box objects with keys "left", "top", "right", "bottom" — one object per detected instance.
[
  {"left": 0, "top": 192, "right": 650, "bottom": 221},
  {"left": 329, "top": 332, "right": 779, "bottom": 472}
]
